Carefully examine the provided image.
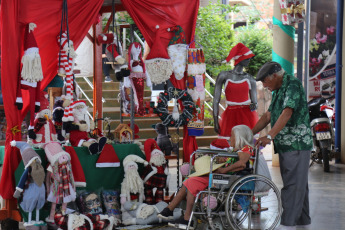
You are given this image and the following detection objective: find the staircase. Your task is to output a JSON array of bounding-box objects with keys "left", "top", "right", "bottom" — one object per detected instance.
[{"left": 76, "top": 75, "right": 218, "bottom": 159}]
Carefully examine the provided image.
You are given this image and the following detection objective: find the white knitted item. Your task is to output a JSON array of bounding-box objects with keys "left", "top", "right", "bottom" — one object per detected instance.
[
  {"left": 21, "top": 48, "right": 44, "bottom": 83},
  {"left": 168, "top": 44, "right": 188, "bottom": 80},
  {"left": 187, "top": 63, "right": 206, "bottom": 76},
  {"left": 145, "top": 58, "right": 173, "bottom": 85}
]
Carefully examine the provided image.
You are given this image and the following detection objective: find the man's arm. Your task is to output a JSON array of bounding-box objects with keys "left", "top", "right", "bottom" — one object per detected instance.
[{"left": 252, "top": 111, "right": 271, "bottom": 135}]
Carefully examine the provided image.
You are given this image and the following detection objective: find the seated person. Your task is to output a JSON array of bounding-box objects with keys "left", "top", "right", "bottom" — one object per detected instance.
[{"left": 157, "top": 124, "right": 254, "bottom": 229}]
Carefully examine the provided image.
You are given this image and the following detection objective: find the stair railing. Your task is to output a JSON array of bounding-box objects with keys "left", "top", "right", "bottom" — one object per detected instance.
[{"left": 204, "top": 72, "right": 225, "bottom": 119}]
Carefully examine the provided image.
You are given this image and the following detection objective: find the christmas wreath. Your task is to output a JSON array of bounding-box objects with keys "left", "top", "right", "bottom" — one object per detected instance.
[{"left": 155, "top": 87, "right": 195, "bottom": 127}]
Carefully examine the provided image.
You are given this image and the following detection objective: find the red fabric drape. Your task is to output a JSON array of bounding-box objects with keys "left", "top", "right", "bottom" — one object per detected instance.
[
  {"left": 122, "top": 0, "right": 200, "bottom": 162},
  {"left": 0, "top": 0, "right": 103, "bottom": 199}
]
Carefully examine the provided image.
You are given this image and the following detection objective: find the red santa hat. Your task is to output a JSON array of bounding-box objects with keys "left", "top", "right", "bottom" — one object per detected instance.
[
  {"left": 21, "top": 22, "right": 44, "bottom": 83},
  {"left": 144, "top": 139, "right": 164, "bottom": 162},
  {"left": 97, "top": 33, "right": 114, "bottom": 44},
  {"left": 210, "top": 139, "right": 230, "bottom": 150},
  {"left": 36, "top": 92, "right": 50, "bottom": 116},
  {"left": 96, "top": 144, "right": 121, "bottom": 168},
  {"left": 224, "top": 43, "right": 255, "bottom": 66},
  {"left": 144, "top": 26, "right": 173, "bottom": 85},
  {"left": 70, "top": 100, "right": 87, "bottom": 108}
]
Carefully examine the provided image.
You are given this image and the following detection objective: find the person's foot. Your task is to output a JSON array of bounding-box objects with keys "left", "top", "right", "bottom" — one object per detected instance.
[
  {"left": 168, "top": 216, "right": 194, "bottom": 230},
  {"left": 104, "top": 76, "right": 113, "bottom": 83},
  {"left": 157, "top": 207, "right": 174, "bottom": 220},
  {"left": 88, "top": 142, "right": 99, "bottom": 155},
  {"left": 98, "top": 136, "right": 107, "bottom": 153}
]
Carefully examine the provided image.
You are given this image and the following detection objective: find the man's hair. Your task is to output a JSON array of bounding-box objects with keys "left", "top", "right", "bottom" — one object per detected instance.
[
  {"left": 266, "top": 69, "right": 285, "bottom": 81},
  {"left": 232, "top": 125, "right": 254, "bottom": 150}
]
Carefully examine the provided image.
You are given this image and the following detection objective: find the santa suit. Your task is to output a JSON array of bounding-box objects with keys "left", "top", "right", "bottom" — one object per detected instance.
[{"left": 32, "top": 118, "right": 57, "bottom": 147}]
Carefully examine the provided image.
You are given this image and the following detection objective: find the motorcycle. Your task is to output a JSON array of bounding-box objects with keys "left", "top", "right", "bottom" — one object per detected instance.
[{"left": 307, "top": 95, "right": 335, "bottom": 172}]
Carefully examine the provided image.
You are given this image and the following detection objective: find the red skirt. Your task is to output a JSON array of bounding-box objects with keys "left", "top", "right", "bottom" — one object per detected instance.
[{"left": 219, "top": 105, "right": 258, "bottom": 137}]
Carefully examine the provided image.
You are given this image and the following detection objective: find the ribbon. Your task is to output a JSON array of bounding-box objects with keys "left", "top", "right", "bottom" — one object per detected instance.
[
  {"left": 11, "top": 125, "right": 21, "bottom": 135},
  {"left": 281, "top": 3, "right": 304, "bottom": 15}
]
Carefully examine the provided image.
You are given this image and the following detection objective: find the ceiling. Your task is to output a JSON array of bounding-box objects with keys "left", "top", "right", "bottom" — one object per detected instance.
[{"left": 102, "top": 0, "right": 122, "bottom": 6}]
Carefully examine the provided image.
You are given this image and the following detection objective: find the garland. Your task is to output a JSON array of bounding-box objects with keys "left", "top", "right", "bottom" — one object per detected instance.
[{"left": 155, "top": 87, "right": 195, "bottom": 127}]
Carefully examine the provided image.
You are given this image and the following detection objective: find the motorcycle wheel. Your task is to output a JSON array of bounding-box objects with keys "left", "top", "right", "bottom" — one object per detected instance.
[{"left": 321, "top": 148, "right": 330, "bottom": 172}]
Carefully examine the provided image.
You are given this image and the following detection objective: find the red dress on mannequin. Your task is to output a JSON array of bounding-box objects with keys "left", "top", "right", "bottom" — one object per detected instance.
[{"left": 219, "top": 79, "right": 258, "bottom": 138}]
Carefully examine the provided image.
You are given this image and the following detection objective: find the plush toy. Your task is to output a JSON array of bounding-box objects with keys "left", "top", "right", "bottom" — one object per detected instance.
[
  {"left": 52, "top": 100, "right": 65, "bottom": 142},
  {"left": 11, "top": 141, "right": 46, "bottom": 229},
  {"left": 120, "top": 155, "right": 148, "bottom": 205},
  {"left": 64, "top": 100, "right": 107, "bottom": 155},
  {"left": 44, "top": 142, "right": 76, "bottom": 223},
  {"left": 15, "top": 23, "right": 44, "bottom": 138},
  {"left": 142, "top": 139, "right": 170, "bottom": 204},
  {"left": 122, "top": 201, "right": 181, "bottom": 226},
  {"left": 101, "top": 190, "right": 121, "bottom": 221},
  {"left": 154, "top": 123, "right": 172, "bottom": 156}
]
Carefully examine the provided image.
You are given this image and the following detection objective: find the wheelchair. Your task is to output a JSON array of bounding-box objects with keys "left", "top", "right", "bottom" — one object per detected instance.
[{"left": 179, "top": 148, "right": 282, "bottom": 230}]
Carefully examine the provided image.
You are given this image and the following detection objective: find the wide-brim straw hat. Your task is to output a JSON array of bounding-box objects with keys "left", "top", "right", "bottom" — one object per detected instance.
[{"left": 189, "top": 155, "right": 226, "bottom": 178}]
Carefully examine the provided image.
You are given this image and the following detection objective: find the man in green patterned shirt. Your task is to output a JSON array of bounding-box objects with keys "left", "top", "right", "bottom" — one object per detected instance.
[{"left": 252, "top": 62, "right": 312, "bottom": 230}]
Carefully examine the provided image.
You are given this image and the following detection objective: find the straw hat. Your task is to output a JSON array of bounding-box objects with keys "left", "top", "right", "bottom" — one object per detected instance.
[{"left": 189, "top": 155, "right": 226, "bottom": 178}]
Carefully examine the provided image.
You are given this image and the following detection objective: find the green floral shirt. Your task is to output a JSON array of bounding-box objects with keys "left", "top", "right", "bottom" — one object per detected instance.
[{"left": 268, "top": 73, "right": 313, "bottom": 154}]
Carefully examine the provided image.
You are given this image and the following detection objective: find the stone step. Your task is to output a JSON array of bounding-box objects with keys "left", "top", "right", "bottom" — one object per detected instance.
[
  {"left": 81, "top": 89, "right": 152, "bottom": 100},
  {"left": 77, "top": 81, "right": 120, "bottom": 91},
  {"left": 84, "top": 97, "right": 152, "bottom": 108}
]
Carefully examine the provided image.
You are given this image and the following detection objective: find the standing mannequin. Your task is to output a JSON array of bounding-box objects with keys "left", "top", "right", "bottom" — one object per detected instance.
[{"left": 213, "top": 43, "right": 258, "bottom": 138}]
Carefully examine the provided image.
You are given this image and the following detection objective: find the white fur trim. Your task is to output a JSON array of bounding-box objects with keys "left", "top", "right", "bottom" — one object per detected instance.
[
  {"left": 75, "top": 182, "right": 86, "bottom": 187},
  {"left": 187, "top": 63, "right": 206, "bottom": 75},
  {"left": 35, "top": 134, "right": 42, "bottom": 143},
  {"left": 218, "top": 136, "right": 230, "bottom": 140},
  {"left": 10, "top": 141, "right": 17, "bottom": 147},
  {"left": 16, "top": 97, "right": 23, "bottom": 103},
  {"left": 225, "top": 99, "right": 251, "bottom": 106},
  {"left": 35, "top": 102, "right": 40, "bottom": 106},
  {"left": 96, "top": 162, "right": 120, "bottom": 168},
  {"left": 15, "top": 187, "right": 23, "bottom": 192},
  {"left": 44, "top": 124, "right": 50, "bottom": 143},
  {"left": 123, "top": 155, "right": 147, "bottom": 168},
  {"left": 225, "top": 78, "right": 251, "bottom": 89},
  {"left": 28, "top": 125, "right": 34, "bottom": 130},
  {"left": 24, "top": 156, "right": 41, "bottom": 169},
  {"left": 143, "top": 166, "right": 157, "bottom": 183},
  {"left": 21, "top": 80, "right": 37, "bottom": 87},
  {"left": 210, "top": 145, "right": 229, "bottom": 151}
]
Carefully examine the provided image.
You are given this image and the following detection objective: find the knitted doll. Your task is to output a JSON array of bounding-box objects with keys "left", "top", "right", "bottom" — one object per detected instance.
[
  {"left": 44, "top": 142, "right": 76, "bottom": 223},
  {"left": 11, "top": 141, "right": 46, "bottom": 229},
  {"left": 142, "top": 139, "right": 169, "bottom": 204}
]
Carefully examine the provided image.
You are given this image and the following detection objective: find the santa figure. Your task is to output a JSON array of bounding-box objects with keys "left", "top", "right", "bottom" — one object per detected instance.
[
  {"left": 142, "top": 139, "right": 170, "bottom": 204},
  {"left": 120, "top": 155, "right": 148, "bottom": 205},
  {"left": 64, "top": 100, "right": 106, "bottom": 155},
  {"left": 15, "top": 23, "right": 44, "bottom": 139},
  {"left": 30, "top": 92, "right": 57, "bottom": 148}
]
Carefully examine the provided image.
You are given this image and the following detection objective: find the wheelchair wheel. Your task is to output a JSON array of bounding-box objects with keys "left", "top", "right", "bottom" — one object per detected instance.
[{"left": 225, "top": 174, "right": 282, "bottom": 230}]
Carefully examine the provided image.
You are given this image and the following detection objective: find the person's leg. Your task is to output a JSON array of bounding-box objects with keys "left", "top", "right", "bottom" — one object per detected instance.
[
  {"left": 102, "top": 58, "right": 110, "bottom": 77},
  {"left": 184, "top": 189, "right": 196, "bottom": 220},
  {"left": 167, "top": 185, "right": 187, "bottom": 210}
]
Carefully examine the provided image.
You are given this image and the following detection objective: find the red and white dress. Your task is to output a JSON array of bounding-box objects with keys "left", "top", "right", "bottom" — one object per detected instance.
[{"left": 219, "top": 79, "right": 258, "bottom": 138}]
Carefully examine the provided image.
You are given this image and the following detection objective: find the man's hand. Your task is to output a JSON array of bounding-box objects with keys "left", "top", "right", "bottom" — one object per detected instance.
[{"left": 255, "top": 136, "right": 272, "bottom": 147}]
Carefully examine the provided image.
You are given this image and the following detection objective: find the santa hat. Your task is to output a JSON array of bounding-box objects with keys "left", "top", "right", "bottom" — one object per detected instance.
[
  {"left": 123, "top": 154, "right": 148, "bottom": 172},
  {"left": 168, "top": 25, "right": 187, "bottom": 46},
  {"left": 21, "top": 23, "right": 44, "bottom": 83},
  {"left": 223, "top": 43, "right": 255, "bottom": 66},
  {"left": 128, "top": 42, "right": 145, "bottom": 73},
  {"left": 44, "top": 142, "right": 70, "bottom": 165},
  {"left": 70, "top": 100, "right": 87, "bottom": 108},
  {"left": 36, "top": 91, "right": 50, "bottom": 118},
  {"left": 97, "top": 33, "right": 114, "bottom": 44},
  {"left": 96, "top": 144, "right": 120, "bottom": 168},
  {"left": 210, "top": 139, "right": 230, "bottom": 150},
  {"left": 11, "top": 141, "right": 41, "bottom": 169},
  {"left": 144, "top": 26, "right": 173, "bottom": 85},
  {"left": 144, "top": 139, "right": 164, "bottom": 162}
]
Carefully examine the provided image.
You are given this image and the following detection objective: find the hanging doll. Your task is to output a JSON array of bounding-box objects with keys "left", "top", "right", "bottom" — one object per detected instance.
[
  {"left": 124, "top": 42, "right": 152, "bottom": 116},
  {"left": 11, "top": 141, "right": 46, "bottom": 229},
  {"left": 44, "top": 142, "right": 76, "bottom": 223},
  {"left": 213, "top": 43, "right": 258, "bottom": 139},
  {"left": 15, "top": 23, "right": 44, "bottom": 139},
  {"left": 142, "top": 139, "right": 169, "bottom": 204}
]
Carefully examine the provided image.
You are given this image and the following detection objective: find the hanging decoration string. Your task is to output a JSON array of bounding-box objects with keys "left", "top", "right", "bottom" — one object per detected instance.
[{"left": 58, "top": 0, "right": 70, "bottom": 69}]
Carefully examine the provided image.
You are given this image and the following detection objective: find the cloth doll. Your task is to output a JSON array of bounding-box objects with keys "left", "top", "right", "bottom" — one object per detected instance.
[
  {"left": 52, "top": 100, "right": 65, "bottom": 142},
  {"left": 122, "top": 201, "right": 181, "bottom": 226},
  {"left": 213, "top": 43, "right": 258, "bottom": 139},
  {"left": 11, "top": 141, "right": 46, "bottom": 229},
  {"left": 101, "top": 190, "right": 121, "bottom": 221},
  {"left": 64, "top": 100, "right": 107, "bottom": 155},
  {"left": 30, "top": 92, "right": 57, "bottom": 148},
  {"left": 142, "top": 139, "right": 170, "bottom": 204},
  {"left": 154, "top": 123, "right": 172, "bottom": 156},
  {"left": 120, "top": 155, "right": 148, "bottom": 205},
  {"left": 44, "top": 142, "right": 76, "bottom": 223},
  {"left": 15, "top": 23, "right": 44, "bottom": 138}
]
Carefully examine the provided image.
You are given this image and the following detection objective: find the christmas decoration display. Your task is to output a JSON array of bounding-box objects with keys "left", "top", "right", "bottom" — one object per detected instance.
[
  {"left": 155, "top": 87, "right": 195, "bottom": 127},
  {"left": 214, "top": 43, "right": 258, "bottom": 138},
  {"left": 167, "top": 25, "right": 188, "bottom": 80},
  {"left": 122, "top": 201, "right": 182, "bottom": 225},
  {"left": 62, "top": 74, "right": 80, "bottom": 103},
  {"left": 64, "top": 100, "right": 107, "bottom": 155},
  {"left": 114, "top": 124, "right": 133, "bottom": 143},
  {"left": 52, "top": 100, "right": 65, "bottom": 142},
  {"left": 142, "top": 139, "right": 169, "bottom": 204},
  {"left": 63, "top": 146, "right": 87, "bottom": 187},
  {"left": 154, "top": 123, "right": 172, "bottom": 156},
  {"left": 186, "top": 44, "right": 206, "bottom": 136},
  {"left": 144, "top": 26, "right": 173, "bottom": 85},
  {"left": 57, "top": 31, "right": 77, "bottom": 122},
  {"left": 44, "top": 142, "right": 76, "bottom": 223},
  {"left": 120, "top": 155, "right": 148, "bottom": 205},
  {"left": 30, "top": 92, "right": 57, "bottom": 148},
  {"left": 101, "top": 190, "right": 121, "bottom": 220},
  {"left": 95, "top": 144, "right": 120, "bottom": 168},
  {"left": 77, "top": 191, "right": 103, "bottom": 215},
  {"left": 15, "top": 23, "right": 44, "bottom": 138},
  {"left": 279, "top": 0, "right": 305, "bottom": 26},
  {"left": 11, "top": 141, "right": 46, "bottom": 228}
]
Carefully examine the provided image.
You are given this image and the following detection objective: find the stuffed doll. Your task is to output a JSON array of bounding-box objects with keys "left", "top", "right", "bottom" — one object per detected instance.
[
  {"left": 77, "top": 191, "right": 103, "bottom": 215},
  {"left": 154, "top": 123, "right": 172, "bottom": 156},
  {"left": 122, "top": 201, "right": 181, "bottom": 226},
  {"left": 52, "top": 100, "right": 65, "bottom": 142},
  {"left": 101, "top": 190, "right": 121, "bottom": 221},
  {"left": 11, "top": 141, "right": 46, "bottom": 229},
  {"left": 142, "top": 139, "right": 170, "bottom": 204},
  {"left": 15, "top": 23, "right": 44, "bottom": 139},
  {"left": 44, "top": 142, "right": 76, "bottom": 223},
  {"left": 120, "top": 155, "right": 148, "bottom": 205},
  {"left": 63, "top": 100, "right": 107, "bottom": 155}
]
